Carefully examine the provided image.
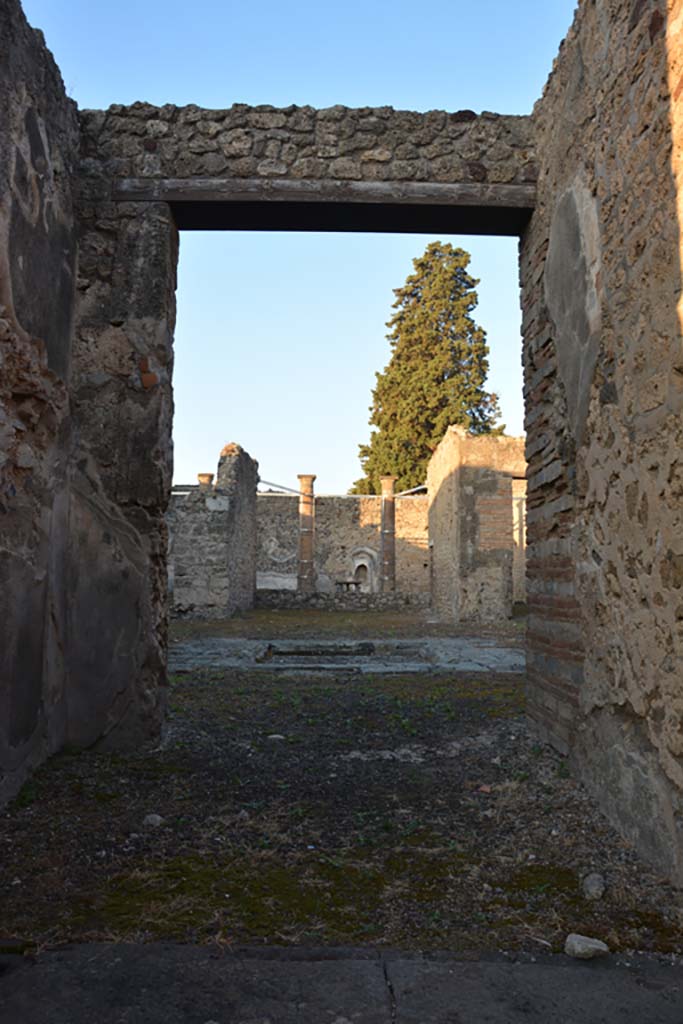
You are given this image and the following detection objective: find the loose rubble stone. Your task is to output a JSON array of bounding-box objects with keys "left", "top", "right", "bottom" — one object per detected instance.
[
  {"left": 582, "top": 872, "right": 606, "bottom": 901},
  {"left": 564, "top": 934, "right": 610, "bottom": 960},
  {"left": 143, "top": 814, "right": 164, "bottom": 828}
]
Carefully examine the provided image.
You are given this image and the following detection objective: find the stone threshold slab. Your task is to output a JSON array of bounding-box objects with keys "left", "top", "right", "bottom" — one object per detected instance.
[{"left": 1, "top": 943, "right": 682, "bottom": 1024}]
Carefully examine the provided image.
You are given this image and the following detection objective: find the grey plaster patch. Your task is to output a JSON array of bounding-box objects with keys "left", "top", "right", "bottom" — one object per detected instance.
[
  {"left": 573, "top": 707, "right": 683, "bottom": 886},
  {"left": 544, "top": 178, "right": 602, "bottom": 444}
]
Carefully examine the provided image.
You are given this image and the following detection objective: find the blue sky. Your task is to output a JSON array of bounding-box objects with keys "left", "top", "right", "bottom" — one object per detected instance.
[{"left": 24, "top": 0, "right": 577, "bottom": 492}]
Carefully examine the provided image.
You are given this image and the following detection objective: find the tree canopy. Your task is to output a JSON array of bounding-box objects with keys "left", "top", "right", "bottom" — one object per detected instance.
[{"left": 351, "top": 242, "right": 503, "bottom": 494}]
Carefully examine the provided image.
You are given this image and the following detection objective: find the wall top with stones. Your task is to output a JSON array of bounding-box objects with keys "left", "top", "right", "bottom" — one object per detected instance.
[{"left": 77, "top": 102, "right": 537, "bottom": 188}]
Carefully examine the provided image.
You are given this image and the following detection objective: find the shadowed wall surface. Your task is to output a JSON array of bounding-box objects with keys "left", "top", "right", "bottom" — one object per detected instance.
[
  {"left": 427, "top": 429, "right": 527, "bottom": 623},
  {"left": 520, "top": 0, "right": 683, "bottom": 880},
  {"left": 0, "top": 0, "right": 78, "bottom": 803}
]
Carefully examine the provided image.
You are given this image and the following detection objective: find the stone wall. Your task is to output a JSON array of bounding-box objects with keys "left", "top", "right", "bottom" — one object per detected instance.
[
  {"left": 0, "top": 0, "right": 79, "bottom": 803},
  {"left": 520, "top": 0, "right": 683, "bottom": 881},
  {"left": 427, "top": 429, "right": 527, "bottom": 623},
  {"left": 255, "top": 590, "right": 430, "bottom": 612},
  {"left": 168, "top": 445, "right": 258, "bottom": 618},
  {"left": 78, "top": 102, "right": 535, "bottom": 192},
  {"left": 256, "top": 492, "right": 430, "bottom": 603},
  {"left": 255, "top": 449, "right": 523, "bottom": 620}
]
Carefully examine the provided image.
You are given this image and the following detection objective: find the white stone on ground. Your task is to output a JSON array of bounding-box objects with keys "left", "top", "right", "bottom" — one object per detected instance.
[{"left": 564, "top": 933, "right": 609, "bottom": 959}]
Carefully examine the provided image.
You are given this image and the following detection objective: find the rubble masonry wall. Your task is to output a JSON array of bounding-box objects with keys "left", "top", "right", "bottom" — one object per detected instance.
[
  {"left": 520, "top": 0, "right": 683, "bottom": 880},
  {"left": 78, "top": 103, "right": 535, "bottom": 189}
]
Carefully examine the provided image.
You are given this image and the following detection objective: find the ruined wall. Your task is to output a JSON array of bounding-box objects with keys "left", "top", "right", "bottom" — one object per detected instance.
[
  {"left": 427, "top": 428, "right": 526, "bottom": 623},
  {"left": 396, "top": 497, "right": 431, "bottom": 596},
  {"left": 168, "top": 445, "right": 258, "bottom": 619},
  {"left": 255, "top": 492, "right": 430, "bottom": 606},
  {"left": 521, "top": 0, "right": 683, "bottom": 881},
  {"left": 0, "top": 0, "right": 79, "bottom": 802}
]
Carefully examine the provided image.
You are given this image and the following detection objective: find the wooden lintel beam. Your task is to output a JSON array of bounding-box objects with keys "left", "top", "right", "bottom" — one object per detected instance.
[{"left": 111, "top": 177, "right": 536, "bottom": 210}]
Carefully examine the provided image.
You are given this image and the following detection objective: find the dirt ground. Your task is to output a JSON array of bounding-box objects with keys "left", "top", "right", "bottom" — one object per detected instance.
[{"left": 1, "top": 612, "right": 681, "bottom": 955}]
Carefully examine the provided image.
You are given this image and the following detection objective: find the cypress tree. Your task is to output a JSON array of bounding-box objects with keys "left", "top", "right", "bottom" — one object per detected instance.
[{"left": 351, "top": 242, "right": 503, "bottom": 494}]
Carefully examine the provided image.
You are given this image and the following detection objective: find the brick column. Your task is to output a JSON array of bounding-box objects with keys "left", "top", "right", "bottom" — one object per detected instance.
[
  {"left": 380, "top": 475, "right": 397, "bottom": 593},
  {"left": 297, "top": 474, "right": 317, "bottom": 595}
]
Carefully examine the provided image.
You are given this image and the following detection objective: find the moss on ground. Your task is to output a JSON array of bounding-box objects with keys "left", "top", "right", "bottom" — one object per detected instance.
[{"left": 0, "top": 662, "right": 680, "bottom": 955}]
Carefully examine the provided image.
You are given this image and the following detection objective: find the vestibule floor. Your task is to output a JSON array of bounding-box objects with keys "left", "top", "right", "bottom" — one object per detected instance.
[{"left": 1, "top": 612, "right": 681, "bottom": 1021}]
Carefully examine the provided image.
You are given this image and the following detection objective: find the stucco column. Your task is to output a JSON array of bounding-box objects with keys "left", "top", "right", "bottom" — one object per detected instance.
[
  {"left": 380, "top": 475, "right": 397, "bottom": 593},
  {"left": 297, "top": 474, "right": 317, "bottom": 595}
]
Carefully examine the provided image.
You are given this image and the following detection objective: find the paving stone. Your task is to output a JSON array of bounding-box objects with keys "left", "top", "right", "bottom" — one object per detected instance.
[
  {"left": 386, "top": 956, "right": 683, "bottom": 1024},
  {"left": 169, "top": 636, "right": 525, "bottom": 675},
  {"left": 2, "top": 947, "right": 683, "bottom": 1024}
]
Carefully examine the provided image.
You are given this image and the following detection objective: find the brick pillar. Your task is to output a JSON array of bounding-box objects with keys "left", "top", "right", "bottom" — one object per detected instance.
[
  {"left": 297, "top": 474, "right": 317, "bottom": 595},
  {"left": 197, "top": 473, "right": 214, "bottom": 491},
  {"left": 380, "top": 475, "right": 397, "bottom": 593}
]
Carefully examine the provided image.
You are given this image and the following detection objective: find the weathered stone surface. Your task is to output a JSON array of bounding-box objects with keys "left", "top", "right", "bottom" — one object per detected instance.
[
  {"left": 581, "top": 872, "right": 606, "bottom": 901},
  {"left": 6, "top": 944, "right": 683, "bottom": 1024},
  {"left": 78, "top": 103, "right": 535, "bottom": 190},
  {"left": 169, "top": 480, "right": 431, "bottom": 614},
  {"left": 69, "top": 198, "right": 177, "bottom": 748},
  {"left": 0, "top": 0, "right": 78, "bottom": 803},
  {"left": 564, "top": 933, "right": 610, "bottom": 960},
  {"left": 544, "top": 182, "right": 601, "bottom": 444},
  {"left": 167, "top": 445, "right": 258, "bottom": 619}
]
